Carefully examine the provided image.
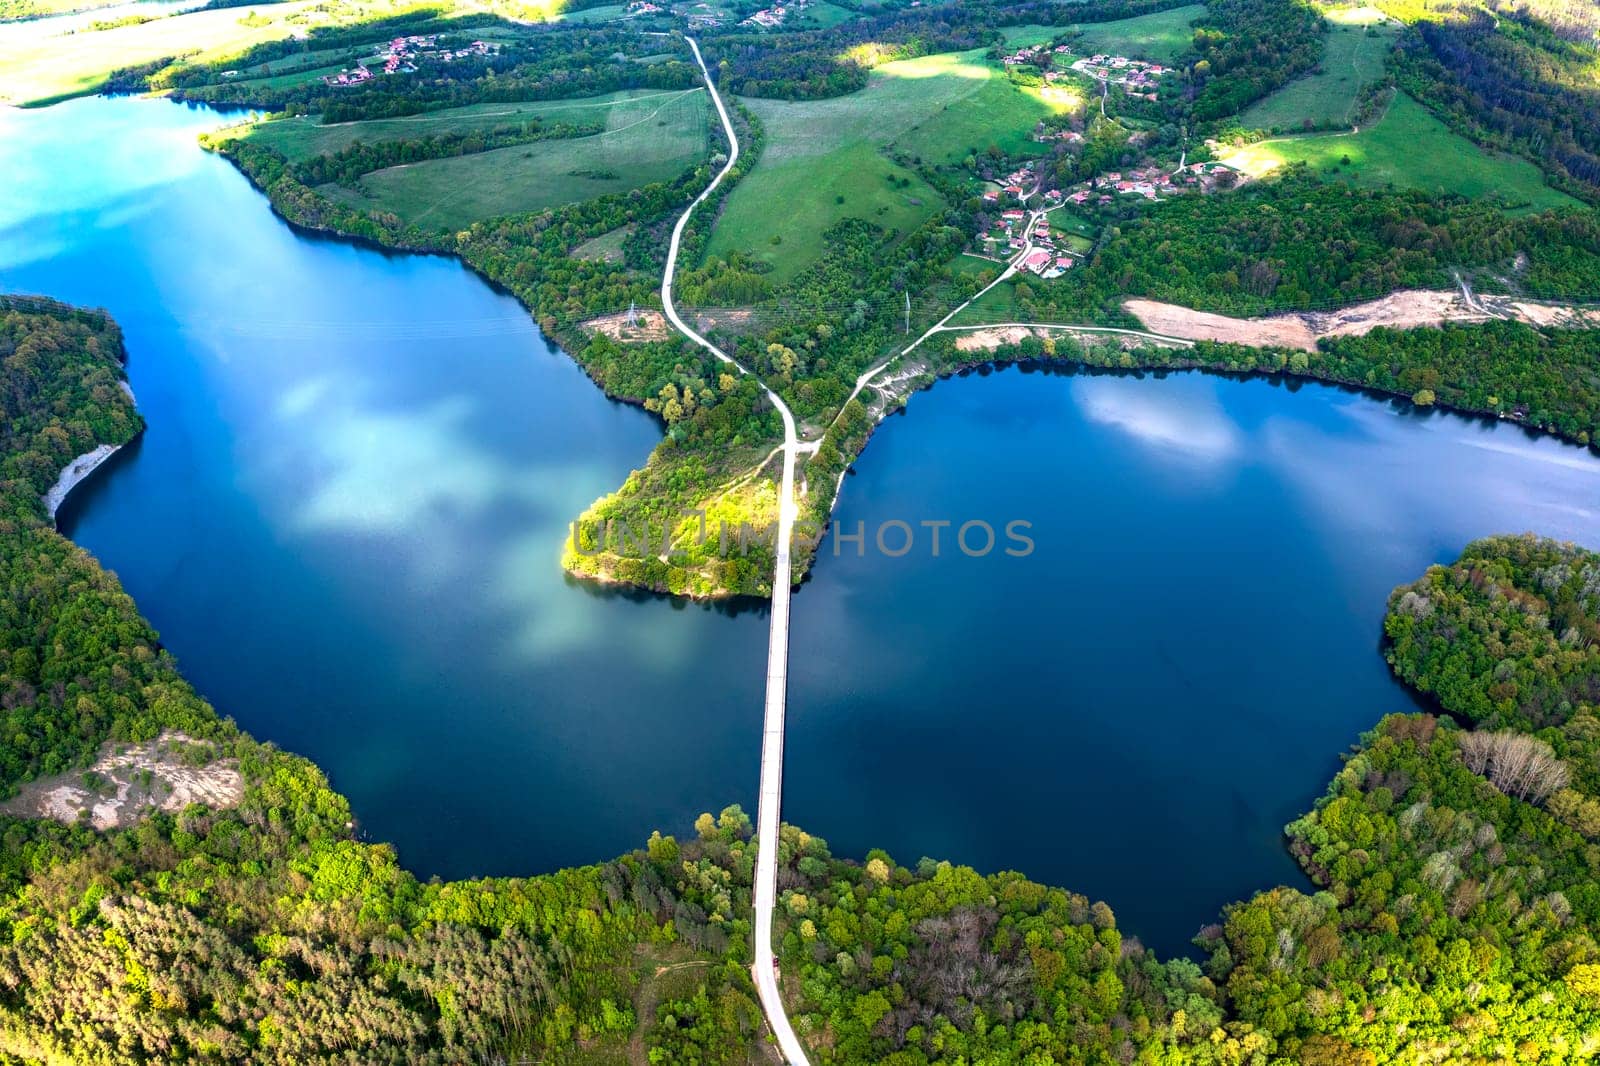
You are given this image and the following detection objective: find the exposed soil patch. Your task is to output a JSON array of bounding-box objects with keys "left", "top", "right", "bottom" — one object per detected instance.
[
  {"left": 1125, "top": 301, "right": 1319, "bottom": 349},
  {"left": 954, "top": 325, "right": 1034, "bottom": 351},
  {"left": 1502, "top": 299, "right": 1596, "bottom": 329},
  {"left": 950, "top": 325, "right": 1185, "bottom": 353},
  {"left": 581, "top": 308, "right": 673, "bottom": 343},
  {"left": 0, "top": 731, "right": 243, "bottom": 830},
  {"left": 692, "top": 308, "right": 758, "bottom": 336},
  {"left": 1125, "top": 291, "right": 1595, "bottom": 351}
]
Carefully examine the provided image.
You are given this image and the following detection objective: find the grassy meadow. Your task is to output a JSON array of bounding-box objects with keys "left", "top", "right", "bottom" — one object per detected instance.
[
  {"left": 792, "top": 0, "right": 857, "bottom": 28},
  {"left": 0, "top": 0, "right": 434, "bottom": 105},
  {"left": 1240, "top": 13, "right": 1399, "bottom": 130},
  {"left": 318, "top": 87, "right": 709, "bottom": 230},
  {"left": 708, "top": 49, "right": 1077, "bottom": 283},
  {"left": 1222, "top": 92, "right": 1582, "bottom": 211},
  {"left": 0, "top": 0, "right": 125, "bottom": 17},
  {"left": 249, "top": 89, "right": 704, "bottom": 159},
  {"left": 1003, "top": 5, "right": 1205, "bottom": 61}
]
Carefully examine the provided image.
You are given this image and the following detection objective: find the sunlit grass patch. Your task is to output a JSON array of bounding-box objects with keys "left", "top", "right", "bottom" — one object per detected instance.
[
  {"left": 1221, "top": 93, "right": 1581, "bottom": 211},
  {"left": 0, "top": 0, "right": 335, "bottom": 105},
  {"left": 1002, "top": 5, "right": 1205, "bottom": 62},
  {"left": 708, "top": 47, "right": 1070, "bottom": 282}
]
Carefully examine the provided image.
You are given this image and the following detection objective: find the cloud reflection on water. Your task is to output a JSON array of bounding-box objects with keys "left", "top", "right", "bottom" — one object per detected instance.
[{"left": 1071, "top": 375, "right": 1244, "bottom": 466}]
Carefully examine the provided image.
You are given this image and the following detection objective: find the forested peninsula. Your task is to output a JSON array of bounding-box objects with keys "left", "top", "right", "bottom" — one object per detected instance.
[{"left": 4, "top": 296, "right": 1600, "bottom": 1062}]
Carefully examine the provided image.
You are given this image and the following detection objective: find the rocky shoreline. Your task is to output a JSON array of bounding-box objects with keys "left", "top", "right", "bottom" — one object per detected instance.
[{"left": 43, "top": 442, "right": 120, "bottom": 521}]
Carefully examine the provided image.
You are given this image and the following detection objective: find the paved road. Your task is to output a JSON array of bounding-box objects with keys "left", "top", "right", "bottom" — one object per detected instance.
[{"left": 659, "top": 37, "right": 812, "bottom": 1066}]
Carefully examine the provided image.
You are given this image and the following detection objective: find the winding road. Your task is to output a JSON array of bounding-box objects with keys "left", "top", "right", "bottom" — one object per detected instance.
[
  {"left": 660, "top": 37, "right": 812, "bottom": 1066},
  {"left": 662, "top": 41, "right": 1199, "bottom": 1064}
]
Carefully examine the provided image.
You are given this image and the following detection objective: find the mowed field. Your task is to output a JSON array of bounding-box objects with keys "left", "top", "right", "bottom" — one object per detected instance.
[
  {"left": 1240, "top": 13, "right": 1400, "bottom": 130},
  {"left": 249, "top": 90, "right": 704, "bottom": 159},
  {"left": 707, "top": 50, "right": 1076, "bottom": 284},
  {"left": 318, "top": 88, "right": 709, "bottom": 230},
  {"left": 1003, "top": 5, "right": 1205, "bottom": 62},
  {"left": 1221, "top": 92, "right": 1581, "bottom": 211}
]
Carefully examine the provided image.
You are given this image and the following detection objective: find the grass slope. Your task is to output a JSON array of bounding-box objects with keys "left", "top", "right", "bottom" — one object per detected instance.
[
  {"left": 248, "top": 89, "right": 704, "bottom": 160},
  {"left": 1222, "top": 92, "right": 1582, "bottom": 211},
  {"left": 709, "top": 50, "right": 1072, "bottom": 283},
  {"left": 0, "top": 0, "right": 396, "bottom": 105},
  {"left": 1003, "top": 5, "right": 1205, "bottom": 62},
  {"left": 1241, "top": 15, "right": 1399, "bottom": 130},
  {"left": 319, "top": 87, "right": 709, "bottom": 230}
]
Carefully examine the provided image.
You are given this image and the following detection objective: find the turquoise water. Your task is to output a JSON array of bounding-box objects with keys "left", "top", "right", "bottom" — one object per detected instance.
[{"left": 4, "top": 95, "right": 1598, "bottom": 956}]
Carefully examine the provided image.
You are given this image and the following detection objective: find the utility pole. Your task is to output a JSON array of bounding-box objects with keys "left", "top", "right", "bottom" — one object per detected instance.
[{"left": 904, "top": 291, "right": 910, "bottom": 335}]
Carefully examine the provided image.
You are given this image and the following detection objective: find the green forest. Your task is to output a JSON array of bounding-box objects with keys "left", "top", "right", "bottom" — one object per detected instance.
[{"left": 4, "top": 299, "right": 1600, "bottom": 1061}]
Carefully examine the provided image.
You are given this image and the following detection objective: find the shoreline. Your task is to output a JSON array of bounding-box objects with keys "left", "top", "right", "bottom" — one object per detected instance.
[
  {"left": 44, "top": 442, "right": 120, "bottom": 522},
  {"left": 202, "top": 104, "right": 1600, "bottom": 601}
]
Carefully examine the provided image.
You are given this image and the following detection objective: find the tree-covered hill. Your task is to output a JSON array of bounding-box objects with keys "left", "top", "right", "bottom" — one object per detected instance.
[{"left": 1213, "top": 535, "right": 1600, "bottom": 1064}]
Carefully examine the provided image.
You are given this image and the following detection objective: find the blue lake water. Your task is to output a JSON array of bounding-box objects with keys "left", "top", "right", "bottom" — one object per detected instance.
[{"left": 4, "top": 95, "right": 1598, "bottom": 957}]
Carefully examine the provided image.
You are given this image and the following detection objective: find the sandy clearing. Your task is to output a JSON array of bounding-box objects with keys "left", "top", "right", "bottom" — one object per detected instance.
[
  {"left": 1123, "top": 301, "right": 1318, "bottom": 350},
  {"left": 1503, "top": 300, "right": 1597, "bottom": 329},
  {"left": 581, "top": 308, "right": 673, "bottom": 343},
  {"left": 954, "top": 325, "right": 1035, "bottom": 351},
  {"left": 2, "top": 731, "right": 243, "bottom": 830},
  {"left": 1125, "top": 290, "right": 1594, "bottom": 352},
  {"left": 1305, "top": 289, "right": 1484, "bottom": 339}
]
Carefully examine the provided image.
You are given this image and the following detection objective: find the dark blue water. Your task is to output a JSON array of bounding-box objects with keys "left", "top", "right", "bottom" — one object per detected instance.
[{"left": 5, "top": 96, "right": 1598, "bottom": 957}]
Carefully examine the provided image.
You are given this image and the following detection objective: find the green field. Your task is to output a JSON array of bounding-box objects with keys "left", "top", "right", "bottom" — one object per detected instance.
[
  {"left": 1240, "top": 15, "right": 1399, "bottom": 130},
  {"left": 0, "top": 0, "right": 447, "bottom": 105},
  {"left": 248, "top": 89, "right": 704, "bottom": 159},
  {"left": 1003, "top": 5, "right": 1205, "bottom": 62},
  {"left": 0, "top": 0, "right": 337, "bottom": 104},
  {"left": 1, "top": 0, "right": 143, "bottom": 19},
  {"left": 572, "top": 224, "right": 632, "bottom": 261},
  {"left": 792, "top": 0, "right": 857, "bottom": 27},
  {"left": 219, "top": 42, "right": 391, "bottom": 89},
  {"left": 707, "top": 50, "right": 1075, "bottom": 283},
  {"left": 225, "top": 60, "right": 354, "bottom": 92},
  {"left": 318, "top": 88, "right": 709, "bottom": 230},
  {"left": 553, "top": 2, "right": 630, "bottom": 21},
  {"left": 1221, "top": 92, "right": 1581, "bottom": 211}
]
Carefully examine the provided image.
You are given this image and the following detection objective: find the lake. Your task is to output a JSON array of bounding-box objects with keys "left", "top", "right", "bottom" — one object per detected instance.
[{"left": 4, "top": 94, "right": 1597, "bottom": 957}]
